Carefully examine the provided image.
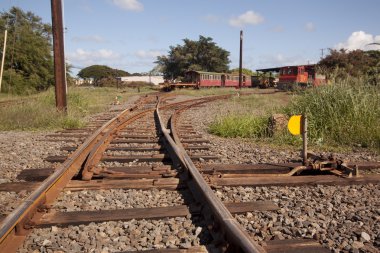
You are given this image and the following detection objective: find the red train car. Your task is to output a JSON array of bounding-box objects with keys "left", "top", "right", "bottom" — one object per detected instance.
[
  {"left": 257, "top": 65, "right": 326, "bottom": 90},
  {"left": 182, "top": 71, "right": 252, "bottom": 88},
  {"left": 279, "top": 65, "right": 326, "bottom": 89}
]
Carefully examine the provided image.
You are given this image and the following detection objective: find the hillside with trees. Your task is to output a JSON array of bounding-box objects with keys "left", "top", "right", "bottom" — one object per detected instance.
[
  {"left": 0, "top": 7, "right": 54, "bottom": 94},
  {"left": 77, "top": 65, "right": 129, "bottom": 86}
]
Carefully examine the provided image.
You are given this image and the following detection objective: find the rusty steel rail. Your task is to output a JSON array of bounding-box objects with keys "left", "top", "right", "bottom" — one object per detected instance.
[
  {"left": 0, "top": 92, "right": 250, "bottom": 252},
  {"left": 156, "top": 97, "right": 266, "bottom": 253},
  {"left": 0, "top": 94, "right": 159, "bottom": 252}
]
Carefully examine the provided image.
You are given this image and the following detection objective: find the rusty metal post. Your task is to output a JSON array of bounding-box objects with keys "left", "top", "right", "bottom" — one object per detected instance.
[
  {"left": 238, "top": 30, "right": 243, "bottom": 89},
  {"left": 51, "top": 0, "right": 67, "bottom": 112},
  {"left": 301, "top": 114, "right": 307, "bottom": 165}
]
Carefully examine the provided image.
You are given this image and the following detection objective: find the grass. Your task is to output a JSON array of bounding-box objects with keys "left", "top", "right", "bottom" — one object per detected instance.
[
  {"left": 209, "top": 115, "right": 269, "bottom": 138},
  {"left": 209, "top": 91, "right": 292, "bottom": 140},
  {"left": 285, "top": 78, "right": 380, "bottom": 149},
  {"left": 209, "top": 79, "right": 380, "bottom": 152},
  {"left": 0, "top": 86, "right": 154, "bottom": 131}
]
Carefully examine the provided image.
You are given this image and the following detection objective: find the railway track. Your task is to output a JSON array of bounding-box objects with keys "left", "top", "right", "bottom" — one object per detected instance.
[{"left": 0, "top": 92, "right": 379, "bottom": 252}]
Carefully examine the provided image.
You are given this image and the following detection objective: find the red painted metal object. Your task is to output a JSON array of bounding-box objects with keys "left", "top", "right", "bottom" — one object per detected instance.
[{"left": 257, "top": 64, "right": 327, "bottom": 89}]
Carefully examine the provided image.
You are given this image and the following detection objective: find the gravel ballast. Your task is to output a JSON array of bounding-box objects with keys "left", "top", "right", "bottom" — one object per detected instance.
[
  {"left": 0, "top": 132, "right": 65, "bottom": 183},
  {"left": 2, "top": 93, "right": 379, "bottom": 252},
  {"left": 216, "top": 185, "right": 380, "bottom": 252},
  {"left": 54, "top": 189, "right": 193, "bottom": 212},
  {"left": 179, "top": 96, "right": 379, "bottom": 253},
  {"left": 18, "top": 218, "right": 207, "bottom": 253}
]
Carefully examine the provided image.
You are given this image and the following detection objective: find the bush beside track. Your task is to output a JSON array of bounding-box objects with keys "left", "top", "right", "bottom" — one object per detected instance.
[{"left": 209, "top": 78, "right": 380, "bottom": 151}]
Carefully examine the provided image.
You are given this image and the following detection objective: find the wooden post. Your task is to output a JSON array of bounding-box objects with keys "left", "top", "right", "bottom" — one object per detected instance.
[
  {"left": 301, "top": 114, "right": 307, "bottom": 165},
  {"left": 0, "top": 30, "right": 7, "bottom": 92},
  {"left": 51, "top": 0, "right": 67, "bottom": 112}
]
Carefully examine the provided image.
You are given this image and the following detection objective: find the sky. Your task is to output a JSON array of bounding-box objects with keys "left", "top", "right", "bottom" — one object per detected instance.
[{"left": 1, "top": 0, "right": 380, "bottom": 76}]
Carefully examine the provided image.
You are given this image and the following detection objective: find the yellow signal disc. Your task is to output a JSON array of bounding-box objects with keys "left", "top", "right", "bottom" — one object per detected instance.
[{"left": 288, "top": 115, "right": 302, "bottom": 135}]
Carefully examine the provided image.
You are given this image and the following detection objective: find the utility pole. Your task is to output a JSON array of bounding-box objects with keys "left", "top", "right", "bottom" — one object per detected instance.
[
  {"left": 320, "top": 48, "right": 329, "bottom": 59},
  {"left": 0, "top": 30, "right": 7, "bottom": 92},
  {"left": 51, "top": 0, "right": 67, "bottom": 112},
  {"left": 238, "top": 30, "right": 243, "bottom": 89}
]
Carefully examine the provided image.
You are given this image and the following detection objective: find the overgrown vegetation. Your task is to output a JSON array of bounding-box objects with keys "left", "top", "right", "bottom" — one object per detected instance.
[
  {"left": 209, "top": 115, "right": 269, "bottom": 138},
  {"left": 286, "top": 78, "right": 380, "bottom": 149},
  {"left": 0, "top": 7, "right": 54, "bottom": 94},
  {"left": 0, "top": 87, "right": 149, "bottom": 131},
  {"left": 209, "top": 78, "right": 380, "bottom": 151},
  {"left": 319, "top": 49, "right": 380, "bottom": 85},
  {"left": 209, "top": 92, "right": 289, "bottom": 138}
]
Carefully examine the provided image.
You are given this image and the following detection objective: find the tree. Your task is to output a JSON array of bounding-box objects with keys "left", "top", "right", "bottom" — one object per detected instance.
[
  {"left": 230, "top": 68, "right": 256, "bottom": 76},
  {"left": 77, "top": 65, "right": 129, "bottom": 86},
  {"left": 156, "top": 36, "right": 230, "bottom": 80},
  {"left": 0, "top": 7, "right": 54, "bottom": 94},
  {"left": 318, "top": 49, "right": 380, "bottom": 84}
]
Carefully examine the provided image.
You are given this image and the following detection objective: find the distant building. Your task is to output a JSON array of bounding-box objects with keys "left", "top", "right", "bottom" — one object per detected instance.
[
  {"left": 74, "top": 78, "right": 93, "bottom": 85},
  {"left": 118, "top": 76, "right": 164, "bottom": 85}
]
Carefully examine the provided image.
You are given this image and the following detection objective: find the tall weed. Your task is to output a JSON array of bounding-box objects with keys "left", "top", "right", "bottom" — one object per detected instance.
[
  {"left": 285, "top": 78, "right": 380, "bottom": 148},
  {"left": 208, "top": 77, "right": 379, "bottom": 150},
  {"left": 0, "top": 86, "right": 145, "bottom": 131}
]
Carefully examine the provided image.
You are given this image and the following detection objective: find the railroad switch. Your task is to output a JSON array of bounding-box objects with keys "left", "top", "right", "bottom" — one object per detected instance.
[{"left": 292, "top": 153, "right": 360, "bottom": 178}]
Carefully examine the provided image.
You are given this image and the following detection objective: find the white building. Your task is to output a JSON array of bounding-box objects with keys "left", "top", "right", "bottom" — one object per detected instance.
[{"left": 119, "top": 76, "right": 164, "bottom": 85}]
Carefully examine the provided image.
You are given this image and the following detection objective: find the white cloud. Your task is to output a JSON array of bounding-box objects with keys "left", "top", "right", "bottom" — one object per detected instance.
[
  {"left": 67, "top": 48, "right": 122, "bottom": 67},
  {"left": 135, "top": 50, "right": 164, "bottom": 59},
  {"left": 68, "top": 48, "right": 166, "bottom": 75},
  {"left": 305, "top": 22, "right": 315, "bottom": 32},
  {"left": 229, "top": 10, "right": 264, "bottom": 27},
  {"left": 336, "top": 31, "right": 380, "bottom": 51},
  {"left": 112, "top": 0, "right": 143, "bottom": 12},
  {"left": 72, "top": 35, "right": 107, "bottom": 43}
]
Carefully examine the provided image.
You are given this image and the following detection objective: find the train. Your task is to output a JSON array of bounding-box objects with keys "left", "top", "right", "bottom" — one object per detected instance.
[
  {"left": 256, "top": 65, "right": 326, "bottom": 89},
  {"left": 167, "top": 65, "right": 326, "bottom": 90}
]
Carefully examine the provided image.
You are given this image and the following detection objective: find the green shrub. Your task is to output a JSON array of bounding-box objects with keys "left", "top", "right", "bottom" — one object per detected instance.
[
  {"left": 285, "top": 78, "right": 380, "bottom": 149},
  {"left": 208, "top": 77, "right": 379, "bottom": 151},
  {"left": 209, "top": 115, "right": 269, "bottom": 138}
]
